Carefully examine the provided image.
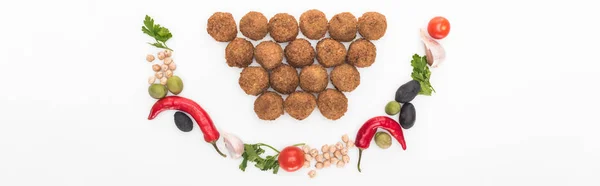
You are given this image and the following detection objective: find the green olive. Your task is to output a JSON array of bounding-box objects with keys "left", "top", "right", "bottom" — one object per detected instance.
[
  {"left": 167, "top": 76, "right": 184, "bottom": 95},
  {"left": 385, "top": 101, "right": 401, "bottom": 115},
  {"left": 374, "top": 132, "right": 392, "bottom": 149},
  {"left": 148, "top": 84, "right": 167, "bottom": 99}
]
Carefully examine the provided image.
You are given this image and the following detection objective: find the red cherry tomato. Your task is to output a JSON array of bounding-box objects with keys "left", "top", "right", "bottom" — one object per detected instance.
[
  {"left": 278, "top": 146, "right": 304, "bottom": 172},
  {"left": 427, "top": 16, "right": 450, "bottom": 39}
]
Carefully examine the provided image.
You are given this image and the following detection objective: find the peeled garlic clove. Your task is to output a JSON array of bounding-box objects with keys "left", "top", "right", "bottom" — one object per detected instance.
[
  {"left": 420, "top": 29, "right": 446, "bottom": 68},
  {"left": 223, "top": 133, "right": 244, "bottom": 159}
]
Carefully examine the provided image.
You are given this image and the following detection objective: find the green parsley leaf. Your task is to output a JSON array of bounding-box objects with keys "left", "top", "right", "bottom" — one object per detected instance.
[
  {"left": 410, "top": 54, "right": 435, "bottom": 96},
  {"left": 239, "top": 152, "right": 249, "bottom": 171},
  {"left": 141, "top": 15, "right": 173, "bottom": 51},
  {"left": 237, "top": 143, "right": 281, "bottom": 174}
]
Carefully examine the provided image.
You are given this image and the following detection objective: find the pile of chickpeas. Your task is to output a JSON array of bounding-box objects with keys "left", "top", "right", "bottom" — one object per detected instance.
[
  {"left": 147, "top": 50, "right": 177, "bottom": 85},
  {"left": 302, "top": 134, "right": 354, "bottom": 178}
]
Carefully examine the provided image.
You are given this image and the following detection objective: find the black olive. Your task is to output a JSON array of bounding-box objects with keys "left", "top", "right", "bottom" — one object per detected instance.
[
  {"left": 399, "top": 102, "right": 416, "bottom": 129},
  {"left": 395, "top": 80, "right": 421, "bottom": 103},
  {"left": 174, "top": 111, "right": 193, "bottom": 132}
]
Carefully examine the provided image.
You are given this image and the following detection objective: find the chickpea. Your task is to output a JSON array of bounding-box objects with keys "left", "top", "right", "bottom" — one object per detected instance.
[
  {"left": 304, "top": 154, "right": 312, "bottom": 161},
  {"left": 160, "top": 77, "right": 168, "bottom": 85},
  {"left": 315, "top": 154, "right": 324, "bottom": 162},
  {"left": 342, "top": 134, "right": 349, "bottom": 143},
  {"left": 323, "top": 160, "right": 331, "bottom": 168},
  {"left": 165, "top": 70, "right": 173, "bottom": 78},
  {"left": 164, "top": 57, "right": 173, "bottom": 65},
  {"left": 148, "top": 76, "right": 156, "bottom": 84},
  {"left": 330, "top": 144, "right": 336, "bottom": 151},
  {"left": 336, "top": 142, "right": 343, "bottom": 150},
  {"left": 323, "top": 152, "right": 330, "bottom": 160},
  {"left": 152, "top": 64, "right": 161, "bottom": 72},
  {"left": 342, "top": 155, "right": 350, "bottom": 163},
  {"left": 341, "top": 148, "right": 348, "bottom": 155},
  {"left": 315, "top": 162, "right": 323, "bottom": 169},
  {"left": 165, "top": 49, "right": 172, "bottom": 57},
  {"left": 146, "top": 54, "right": 155, "bottom": 62},
  {"left": 346, "top": 140, "right": 355, "bottom": 148},
  {"left": 303, "top": 161, "right": 310, "bottom": 168},
  {"left": 168, "top": 62, "right": 177, "bottom": 71},
  {"left": 302, "top": 145, "right": 310, "bottom": 153},
  {"left": 308, "top": 170, "right": 316, "bottom": 178},
  {"left": 336, "top": 160, "right": 345, "bottom": 168},
  {"left": 330, "top": 157, "right": 338, "bottom": 165},
  {"left": 321, "top": 144, "right": 329, "bottom": 153},
  {"left": 155, "top": 71, "right": 164, "bottom": 79},
  {"left": 310, "top": 149, "right": 318, "bottom": 157},
  {"left": 334, "top": 150, "right": 342, "bottom": 159},
  {"left": 161, "top": 64, "right": 169, "bottom": 71},
  {"left": 157, "top": 51, "right": 166, "bottom": 60}
]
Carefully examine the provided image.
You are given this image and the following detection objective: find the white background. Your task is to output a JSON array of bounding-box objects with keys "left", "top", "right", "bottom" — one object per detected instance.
[{"left": 1, "top": 0, "right": 599, "bottom": 185}]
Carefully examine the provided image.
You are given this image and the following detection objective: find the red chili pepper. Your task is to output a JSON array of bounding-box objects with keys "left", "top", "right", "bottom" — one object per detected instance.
[
  {"left": 148, "top": 96, "right": 226, "bottom": 157},
  {"left": 355, "top": 116, "right": 406, "bottom": 172}
]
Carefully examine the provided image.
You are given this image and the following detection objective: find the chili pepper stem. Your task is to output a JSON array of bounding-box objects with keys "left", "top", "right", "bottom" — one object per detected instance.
[
  {"left": 357, "top": 149, "right": 363, "bottom": 172},
  {"left": 210, "top": 141, "right": 227, "bottom": 158}
]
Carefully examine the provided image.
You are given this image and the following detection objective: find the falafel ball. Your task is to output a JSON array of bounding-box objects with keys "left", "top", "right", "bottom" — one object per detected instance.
[
  {"left": 299, "top": 64, "right": 328, "bottom": 93},
  {"left": 299, "top": 9, "right": 328, "bottom": 40},
  {"left": 239, "top": 66, "right": 269, "bottom": 96},
  {"left": 254, "top": 91, "right": 284, "bottom": 120},
  {"left": 270, "top": 64, "right": 299, "bottom": 94},
  {"left": 328, "top": 12, "right": 357, "bottom": 42},
  {"left": 284, "top": 38, "right": 315, "bottom": 68},
  {"left": 316, "top": 38, "right": 346, "bottom": 67},
  {"left": 284, "top": 91, "right": 317, "bottom": 120},
  {"left": 225, "top": 38, "right": 254, "bottom": 68},
  {"left": 357, "top": 12, "right": 387, "bottom": 40},
  {"left": 239, "top": 11, "right": 268, "bottom": 40},
  {"left": 268, "top": 13, "right": 299, "bottom": 43},
  {"left": 330, "top": 63, "right": 360, "bottom": 92},
  {"left": 255, "top": 41, "right": 283, "bottom": 70},
  {"left": 207, "top": 12, "right": 237, "bottom": 42},
  {"left": 347, "top": 38, "right": 376, "bottom": 68},
  {"left": 317, "top": 89, "right": 348, "bottom": 120}
]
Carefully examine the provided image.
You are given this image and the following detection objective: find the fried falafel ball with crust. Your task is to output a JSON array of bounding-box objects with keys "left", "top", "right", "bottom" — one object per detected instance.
[
  {"left": 240, "top": 11, "right": 269, "bottom": 40},
  {"left": 284, "top": 91, "right": 317, "bottom": 120},
  {"left": 254, "top": 41, "right": 283, "bottom": 70},
  {"left": 347, "top": 38, "right": 376, "bottom": 68},
  {"left": 316, "top": 38, "right": 346, "bottom": 68},
  {"left": 317, "top": 89, "right": 348, "bottom": 120},
  {"left": 225, "top": 38, "right": 254, "bottom": 68},
  {"left": 357, "top": 12, "right": 387, "bottom": 40},
  {"left": 239, "top": 66, "right": 269, "bottom": 96},
  {"left": 328, "top": 12, "right": 357, "bottom": 42},
  {"left": 330, "top": 63, "right": 360, "bottom": 92},
  {"left": 207, "top": 12, "right": 237, "bottom": 42},
  {"left": 268, "top": 13, "right": 299, "bottom": 43},
  {"left": 299, "top": 64, "right": 328, "bottom": 93},
  {"left": 270, "top": 64, "right": 299, "bottom": 94},
  {"left": 284, "top": 38, "right": 315, "bottom": 68},
  {"left": 299, "top": 9, "right": 328, "bottom": 40},
  {"left": 254, "top": 91, "right": 284, "bottom": 120}
]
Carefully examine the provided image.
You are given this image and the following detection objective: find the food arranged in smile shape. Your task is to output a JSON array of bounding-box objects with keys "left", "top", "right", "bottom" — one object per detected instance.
[{"left": 141, "top": 11, "right": 451, "bottom": 178}]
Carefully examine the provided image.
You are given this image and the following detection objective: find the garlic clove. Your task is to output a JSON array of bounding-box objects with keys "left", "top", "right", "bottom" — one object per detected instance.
[
  {"left": 420, "top": 29, "right": 446, "bottom": 68},
  {"left": 222, "top": 132, "right": 244, "bottom": 159}
]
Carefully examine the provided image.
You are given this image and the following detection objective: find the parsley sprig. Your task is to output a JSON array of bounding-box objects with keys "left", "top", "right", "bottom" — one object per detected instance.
[
  {"left": 142, "top": 15, "right": 173, "bottom": 51},
  {"left": 411, "top": 54, "right": 435, "bottom": 95},
  {"left": 239, "top": 143, "right": 305, "bottom": 174}
]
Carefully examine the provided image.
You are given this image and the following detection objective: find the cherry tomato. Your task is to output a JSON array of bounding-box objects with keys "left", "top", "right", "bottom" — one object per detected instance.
[
  {"left": 278, "top": 146, "right": 304, "bottom": 172},
  {"left": 427, "top": 16, "right": 450, "bottom": 39}
]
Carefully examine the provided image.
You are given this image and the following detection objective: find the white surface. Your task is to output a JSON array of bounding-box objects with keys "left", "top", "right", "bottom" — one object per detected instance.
[{"left": 1, "top": 0, "right": 599, "bottom": 185}]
